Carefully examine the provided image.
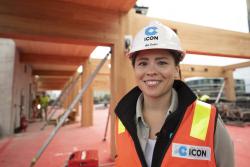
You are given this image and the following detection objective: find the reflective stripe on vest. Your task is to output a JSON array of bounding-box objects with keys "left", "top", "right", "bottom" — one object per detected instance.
[
  {"left": 118, "top": 119, "right": 125, "bottom": 134},
  {"left": 190, "top": 101, "right": 211, "bottom": 141}
]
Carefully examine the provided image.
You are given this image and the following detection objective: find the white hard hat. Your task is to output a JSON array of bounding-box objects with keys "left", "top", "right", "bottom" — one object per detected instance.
[{"left": 128, "top": 21, "right": 185, "bottom": 61}]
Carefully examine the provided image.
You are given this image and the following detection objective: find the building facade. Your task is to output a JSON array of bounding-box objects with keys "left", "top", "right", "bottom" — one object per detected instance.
[{"left": 185, "top": 77, "right": 247, "bottom": 101}]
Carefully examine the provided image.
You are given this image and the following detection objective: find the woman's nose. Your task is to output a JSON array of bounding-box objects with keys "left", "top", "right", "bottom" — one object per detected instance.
[{"left": 146, "top": 63, "right": 157, "bottom": 76}]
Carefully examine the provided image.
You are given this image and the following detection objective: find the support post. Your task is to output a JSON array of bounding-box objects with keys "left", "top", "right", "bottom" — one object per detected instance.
[
  {"left": 110, "top": 11, "right": 136, "bottom": 159},
  {"left": 224, "top": 70, "right": 236, "bottom": 101},
  {"left": 81, "top": 59, "right": 93, "bottom": 127}
]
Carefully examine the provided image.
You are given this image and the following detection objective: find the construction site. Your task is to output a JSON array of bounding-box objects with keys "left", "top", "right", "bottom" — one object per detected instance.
[{"left": 0, "top": 0, "right": 250, "bottom": 167}]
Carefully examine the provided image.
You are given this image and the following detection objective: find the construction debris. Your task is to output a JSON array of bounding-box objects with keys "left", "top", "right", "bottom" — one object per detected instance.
[{"left": 215, "top": 101, "right": 250, "bottom": 126}]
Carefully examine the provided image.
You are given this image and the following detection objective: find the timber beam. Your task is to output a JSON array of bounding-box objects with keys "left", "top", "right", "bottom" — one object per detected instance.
[
  {"left": 36, "top": 78, "right": 68, "bottom": 83},
  {"left": 20, "top": 53, "right": 87, "bottom": 65},
  {"left": 180, "top": 64, "right": 224, "bottom": 78},
  {"left": 223, "top": 61, "right": 250, "bottom": 70},
  {"left": 32, "top": 70, "right": 75, "bottom": 76}
]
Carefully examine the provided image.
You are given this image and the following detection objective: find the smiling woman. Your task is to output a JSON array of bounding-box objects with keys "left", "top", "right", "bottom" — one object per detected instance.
[
  {"left": 114, "top": 21, "right": 234, "bottom": 167},
  {"left": 134, "top": 50, "right": 179, "bottom": 101}
]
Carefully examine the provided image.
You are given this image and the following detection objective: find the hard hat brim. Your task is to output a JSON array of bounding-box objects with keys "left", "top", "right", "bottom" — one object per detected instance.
[{"left": 128, "top": 48, "right": 185, "bottom": 61}]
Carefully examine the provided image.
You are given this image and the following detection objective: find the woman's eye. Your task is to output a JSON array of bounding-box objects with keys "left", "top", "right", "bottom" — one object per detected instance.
[
  {"left": 158, "top": 61, "right": 167, "bottom": 65},
  {"left": 137, "top": 61, "right": 147, "bottom": 66}
]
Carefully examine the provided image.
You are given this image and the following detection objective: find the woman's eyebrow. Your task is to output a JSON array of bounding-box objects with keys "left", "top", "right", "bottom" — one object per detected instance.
[
  {"left": 155, "top": 57, "right": 168, "bottom": 60},
  {"left": 136, "top": 57, "right": 148, "bottom": 61}
]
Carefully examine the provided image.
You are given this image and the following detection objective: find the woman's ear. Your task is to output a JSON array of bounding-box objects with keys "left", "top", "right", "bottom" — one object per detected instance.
[{"left": 174, "top": 65, "right": 180, "bottom": 79}]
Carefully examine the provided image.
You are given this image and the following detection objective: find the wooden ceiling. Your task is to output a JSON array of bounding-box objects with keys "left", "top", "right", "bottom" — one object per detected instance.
[
  {"left": 61, "top": 0, "right": 136, "bottom": 12},
  {"left": 4, "top": 0, "right": 136, "bottom": 90},
  {"left": 15, "top": 39, "right": 96, "bottom": 90},
  {"left": 16, "top": 39, "right": 95, "bottom": 56}
]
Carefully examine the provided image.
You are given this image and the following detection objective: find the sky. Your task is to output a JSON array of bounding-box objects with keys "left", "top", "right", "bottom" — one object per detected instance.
[
  {"left": 90, "top": 0, "right": 250, "bottom": 92},
  {"left": 139, "top": 0, "right": 249, "bottom": 33},
  {"left": 138, "top": 0, "right": 250, "bottom": 91}
]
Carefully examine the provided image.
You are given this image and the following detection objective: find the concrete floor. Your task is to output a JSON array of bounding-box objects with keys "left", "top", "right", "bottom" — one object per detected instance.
[{"left": 0, "top": 106, "right": 249, "bottom": 167}]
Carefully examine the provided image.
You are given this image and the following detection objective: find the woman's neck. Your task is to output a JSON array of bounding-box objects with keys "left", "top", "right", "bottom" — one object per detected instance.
[{"left": 143, "top": 89, "right": 172, "bottom": 114}]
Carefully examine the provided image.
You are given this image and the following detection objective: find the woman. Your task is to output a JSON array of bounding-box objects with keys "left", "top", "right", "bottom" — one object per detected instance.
[{"left": 114, "top": 21, "right": 234, "bottom": 167}]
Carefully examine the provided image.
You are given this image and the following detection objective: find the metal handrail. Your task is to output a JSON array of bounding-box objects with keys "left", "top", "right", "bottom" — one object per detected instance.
[{"left": 30, "top": 52, "right": 110, "bottom": 167}]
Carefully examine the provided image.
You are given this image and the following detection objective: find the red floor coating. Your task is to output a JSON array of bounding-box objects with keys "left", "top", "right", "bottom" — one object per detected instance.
[
  {"left": 0, "top": 107, "right": 250, "bottom": 167},
  {"left": 0, "top": 106, "right": 112, "bottom": 167},
  {"left": 226, "top": 125, "right": 250, "bottom": 167}
]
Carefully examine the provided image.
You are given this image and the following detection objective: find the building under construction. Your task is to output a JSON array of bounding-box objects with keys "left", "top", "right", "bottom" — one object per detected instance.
[{"left": 0, "top": 0, "right": 250, "bottom": 167}]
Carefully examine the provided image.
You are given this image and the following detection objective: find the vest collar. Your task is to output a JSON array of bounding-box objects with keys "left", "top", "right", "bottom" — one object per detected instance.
[{"left": 115, "top": 80, "right": 197, "bottom": 127}]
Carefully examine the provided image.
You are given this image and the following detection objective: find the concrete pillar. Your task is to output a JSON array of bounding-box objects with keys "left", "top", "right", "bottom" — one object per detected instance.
[
  {"left": 0, "top": 39, "right": 16, "bottom": 137},
  {"left": 224, "top": 70, "right": 236, "bottom": 101},
  {"left": 81, "top": 60, "right": 93, "bottom": 127}
]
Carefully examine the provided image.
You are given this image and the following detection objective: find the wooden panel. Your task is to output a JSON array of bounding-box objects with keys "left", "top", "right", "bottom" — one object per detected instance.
[
  {"left": 20, "top": 53, "right": 87, "bottom": 65},
  {"left": 61, "top": 0, "right": 136, "bottom": 12},
  {"left": 93, "top": 74, "right": 110, "bottom": 91},
  {"left": 0, "top": 0, "right": 121, "bottom": 44},
  {"left": 90, "top": 58, "right": 110, "bottom": 75},
  {"left": 90, "top": 59, "right": 111, "bottom": 91},
  {"left": 93, "top": 81, "right": 110, "bottom": 91}
]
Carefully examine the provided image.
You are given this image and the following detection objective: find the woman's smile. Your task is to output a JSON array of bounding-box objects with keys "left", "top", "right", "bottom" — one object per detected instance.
[{"left": 144, "top": 80, "right": 161, "bottom": 87}]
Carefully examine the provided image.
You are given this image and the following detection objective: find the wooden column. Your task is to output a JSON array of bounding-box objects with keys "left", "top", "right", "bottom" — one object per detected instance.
[
  {"left": 62, "top": 82, "right": 70, "bottom": 109},
  {"left": 73, "top": 72, "right": 82, "bottom": 121},
  {"left": 81, "top": 60, "right": 93, "bottom": 127},
  {"left": 110, "top": 11, "right": 136, "bottom": 159},
  {"left": 224, "top": 70, "right": 236, "bottom": 101},
  {"left": 68, "top": 83, "right": 74, "bottom": 106},
  {"left": 73, "top": 74, "right": 80, "bottom": 116}
]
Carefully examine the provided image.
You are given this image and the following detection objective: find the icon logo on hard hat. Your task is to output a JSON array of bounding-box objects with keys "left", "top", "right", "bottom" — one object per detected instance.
[
  {"left": 144, "top": 26, "right": 159, "bottom": 42},
  {"left": 145, "top": 26, "right": 158, "bottom": 36}
]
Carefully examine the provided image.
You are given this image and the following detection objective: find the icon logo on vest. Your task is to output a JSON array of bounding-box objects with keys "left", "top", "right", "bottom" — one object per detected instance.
[
  {"left": 179, "top": 146, "right": 187, "bottom": 156},
  {"left": 172, "top": 143, "right": 211, "bottom": 160}
]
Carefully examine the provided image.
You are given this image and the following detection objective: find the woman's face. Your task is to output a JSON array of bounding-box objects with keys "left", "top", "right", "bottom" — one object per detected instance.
[{"left": 134, "top": 49, "right": 179, "bottom": 99}]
